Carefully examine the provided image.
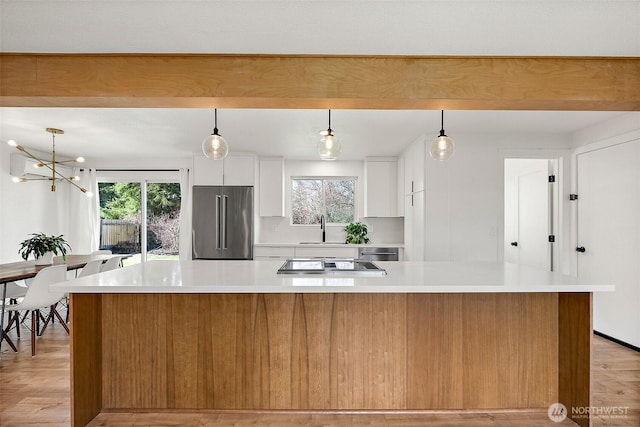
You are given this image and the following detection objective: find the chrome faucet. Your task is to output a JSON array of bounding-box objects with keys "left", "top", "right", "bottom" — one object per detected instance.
[{"left": 320, "top": 214, "right": 326, "bottom": 243}]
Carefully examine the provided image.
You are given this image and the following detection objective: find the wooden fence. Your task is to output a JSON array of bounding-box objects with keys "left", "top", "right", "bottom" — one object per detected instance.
[{"left": 100, "top": 219, "right": 140, "bottom": 252}]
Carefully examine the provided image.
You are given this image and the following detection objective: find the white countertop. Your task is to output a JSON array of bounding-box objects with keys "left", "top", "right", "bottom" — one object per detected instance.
[
  {"left": 51, "top": 260, "right": 614, "bottom": 294},
  {"left": 254, "top": 242, "right": 404, "bottom": 247}
]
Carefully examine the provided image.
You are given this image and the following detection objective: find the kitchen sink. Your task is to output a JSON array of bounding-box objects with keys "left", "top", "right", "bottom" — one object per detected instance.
[{"left": 277, "top": 258, "right": 386, "bottom": 276}]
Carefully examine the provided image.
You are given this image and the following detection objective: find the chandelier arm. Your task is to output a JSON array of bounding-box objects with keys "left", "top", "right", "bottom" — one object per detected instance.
[
  {"left": 13, "top": 144, "right": 88, "bottom": 193},
  {"left": 16, "top": 177, "right": 54, "bottom": 182},
  {"left": 39, "top": 159, "right": 82, "bottom": 165}
]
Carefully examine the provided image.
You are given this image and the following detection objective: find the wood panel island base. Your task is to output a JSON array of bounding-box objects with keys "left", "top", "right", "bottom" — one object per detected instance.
[{"left": 58, "top": 261, "right": 611, "bottom": 427}]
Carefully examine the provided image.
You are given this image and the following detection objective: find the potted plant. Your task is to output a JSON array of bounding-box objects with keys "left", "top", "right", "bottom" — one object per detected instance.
[
  {"left": 344, "top": 222, "right": 370, "bottom": 244},
  {"left": 18, "top": 232, "right": 71, "bottom": 265}
]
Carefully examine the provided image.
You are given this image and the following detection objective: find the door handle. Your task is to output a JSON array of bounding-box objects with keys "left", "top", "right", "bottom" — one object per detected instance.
[
  {"left": 221, "top": 195, "right": 228, "bottom": 250},
  {"left": 576, "top": 246, "right": 586, "bottom": 253},
  {"left": 215, "top": 195, "right": 221, "bottom": 249},
  {"left": 510, "top": 242, "right": 518, "bottom": 247}
]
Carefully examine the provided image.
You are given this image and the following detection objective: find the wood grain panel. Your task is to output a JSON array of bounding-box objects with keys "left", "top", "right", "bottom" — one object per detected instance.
[
  {"left": 93, "top": 292, "right": 571, "bottom": 414},
  {"left": 330, "top": 294, "right": 407, "bottom": 409},
  {"left": 102, "top": 294, "right": 169, "bottom": 408},
  {"left": 407, "top": 294, "right": 464, "bottom": 408},
  {"left": 69, "top": 293, "right": 103, "bottom": 427},
  {"left": 1, "top": 54, "right": 639, "bottom": 110},
  {"left": 559, "top": 293, "right": 592, "bottom": 427},
  {"left": 407, "top": 293, "right": 557, "bottom": 409}
]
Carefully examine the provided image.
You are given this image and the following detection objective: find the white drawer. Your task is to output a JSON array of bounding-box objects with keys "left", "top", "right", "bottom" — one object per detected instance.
[
  {"left": 254, "top": 256, "right": 289, "bottom": 261},
  {"left": 294, "top": 247, "right": 358, "bottom": 259},
  {"left": 253, "top": 246, "right": 295, "bottom": 257}
]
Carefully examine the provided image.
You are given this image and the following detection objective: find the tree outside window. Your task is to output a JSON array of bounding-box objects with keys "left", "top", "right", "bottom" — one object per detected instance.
[
  {"left": 98, "top": 182, "right": 181, "bottom": 262},
  {"left": 292, "top": 178, "right": 355, "bottom": 224}
]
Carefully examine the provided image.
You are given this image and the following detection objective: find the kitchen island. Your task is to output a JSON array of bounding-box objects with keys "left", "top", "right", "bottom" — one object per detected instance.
[{"left": 54, "top": 260, "right": 613, "bottom": 427}]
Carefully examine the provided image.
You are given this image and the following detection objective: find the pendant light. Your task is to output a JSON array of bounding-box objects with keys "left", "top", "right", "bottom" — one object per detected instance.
[
  {"left": 429, "top": 110, "right": 455, "bottom": 161},
  {"left": 202, "top": 109, "right": 229, "bottom": 160},
  {"left": 317, "top": 109, "right": 341, "bottom": 161}
]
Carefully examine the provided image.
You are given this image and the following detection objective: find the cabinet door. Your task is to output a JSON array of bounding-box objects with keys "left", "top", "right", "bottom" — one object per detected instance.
[
  {"left": 403, "top": 191, "right": 424, "bottom": 261},
  {"left": 411, "top": 138, "right": 425, "bottom": 193},
  {"left": 403, "top": 149, "right": 414, "bottom": 195},
  {"left": 193, "top": 155, "right": 224, "bottom": 185},
  {"left": 404, "top": 194, "right": 414, "bottom": 260},
  {"left": 365, "top": 160, "right": 397, "bottom": 217},
  {"left": 259, "top": 158, "right": 285, "bottom": 216},
  {"left": 412, "top": 191, "right": 425, "bottom": 261},
  {"left": 397, "top": 157, "right": 405, "bottom": 216},
  {"left": 224, "top": 155, "right": 255, "bottom": 186},
  {"left": 403, "top": 137, "right": 425, "bottom": 194}
]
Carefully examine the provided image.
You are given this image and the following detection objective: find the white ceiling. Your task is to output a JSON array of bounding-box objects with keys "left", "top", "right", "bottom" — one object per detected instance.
[{"left": 1, "top": 1, "right": 638, "bottom": 161}]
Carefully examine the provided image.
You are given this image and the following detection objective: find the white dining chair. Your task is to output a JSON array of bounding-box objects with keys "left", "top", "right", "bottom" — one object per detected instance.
[
  {"left": 100, "top": 256, "right": 123, "bottom": 272},
  {"left": 92, "top": 249, "right": 112, "bottom": 255},
  {"left": 78, "top": 259, "right": 105, "bottom": 277},
  {"left": 3, "top": 265, "right": 68, "bottom": 356},
  {"left": 2, "top": 281, "right": 28, "bottom": 340}
]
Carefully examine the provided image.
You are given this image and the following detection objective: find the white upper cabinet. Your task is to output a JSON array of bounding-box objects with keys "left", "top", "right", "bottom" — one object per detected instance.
[
  {"left": 193, "top": 154, "right": 255, "bottom": 186},
  {"left": 403, "top": 135, "right": 426, "bottom": 195},
  {"left": 364, "top": 158, "right": 398, "bottom": 217},
  {"left": 259, "top": 157, "right": 285, "bottom": 217}
]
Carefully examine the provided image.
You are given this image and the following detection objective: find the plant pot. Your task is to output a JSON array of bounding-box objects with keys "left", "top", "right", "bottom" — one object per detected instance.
[{"left": 35, "top": 252, "right": 54, "bottom": 265}]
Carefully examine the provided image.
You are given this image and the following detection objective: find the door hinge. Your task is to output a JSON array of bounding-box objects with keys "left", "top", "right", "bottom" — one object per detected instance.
[
  {"left": 548, "top": 175, "right": 556, "bottom": 183},
  {"left": 569, "top": 194, "right": 578, "bottom": 201},
  {"left": 548, "top": 235, "right": 555, "bottom": 243}
]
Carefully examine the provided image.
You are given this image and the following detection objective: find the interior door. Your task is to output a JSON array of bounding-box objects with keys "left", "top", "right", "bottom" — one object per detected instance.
[
  {"left": 518, "top": 169, "right": 550, "bottom": 270},
  {"left": 577, "top": 140, "right": 640, "bottom": 347},
  {"left": 504, "top": 159, "right": 552, "bottom": 270}
]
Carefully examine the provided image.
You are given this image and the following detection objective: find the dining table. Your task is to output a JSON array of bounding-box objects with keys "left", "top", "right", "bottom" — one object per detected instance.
[{"left": 0, "top": 254, "right": 115, "bottom": 352}]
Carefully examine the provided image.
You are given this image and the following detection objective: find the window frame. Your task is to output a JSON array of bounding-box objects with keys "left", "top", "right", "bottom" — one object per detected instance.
[{"left": 290, "top": 175, "right": 358, "bottom": 226}]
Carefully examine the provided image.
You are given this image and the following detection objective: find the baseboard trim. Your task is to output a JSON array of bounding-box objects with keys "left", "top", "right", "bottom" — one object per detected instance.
[{"left": 594, "top": 330, "right": 640, "bottom": 352}]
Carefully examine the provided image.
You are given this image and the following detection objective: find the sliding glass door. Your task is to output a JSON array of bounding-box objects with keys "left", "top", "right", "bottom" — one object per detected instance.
[{"left": 98, "top": 172, "right": 181, "bottom": 265}]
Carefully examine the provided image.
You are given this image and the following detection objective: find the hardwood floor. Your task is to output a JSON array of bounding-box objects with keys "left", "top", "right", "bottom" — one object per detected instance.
[{"left": 1, "top": 313, "right": 638, "bottom": 426}]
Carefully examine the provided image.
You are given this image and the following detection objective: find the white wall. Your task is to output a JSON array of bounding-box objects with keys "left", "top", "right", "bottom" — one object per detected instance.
[
  {"left": 0, "top": 143, "right": 70, "bottom": 263},
  {"left": 0, "top": 152, "right": 193, "bottom": 264},
  {"left": 422, "top": 132, "right": 571, "bottom": 262},
  {"left": 257, "top": 160, "right": 404, "bottom": 244}
]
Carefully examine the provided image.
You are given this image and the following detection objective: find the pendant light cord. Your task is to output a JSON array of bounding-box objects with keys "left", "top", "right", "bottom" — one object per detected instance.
[
  {"left": 328, "top": 109, "right": 332, "bottom": 133},
  {"left": 213, "top": 108, "right": 219, "bottom": 135},
  {"left": 439, "top": 110, "right": 446, "bottom": 137}
]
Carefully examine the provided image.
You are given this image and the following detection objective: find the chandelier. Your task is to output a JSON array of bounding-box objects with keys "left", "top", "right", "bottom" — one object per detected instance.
[{"left": 8, "top": 128, "right": 92, "bottom": 196}]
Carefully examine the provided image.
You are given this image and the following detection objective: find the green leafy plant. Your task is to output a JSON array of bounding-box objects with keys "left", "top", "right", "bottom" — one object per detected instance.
[
  {"left": 344, "top": 222, "right": 370, "bottom": 244},
  {"left": 18, "top": 232, "right": 71, "bottom": 261}
]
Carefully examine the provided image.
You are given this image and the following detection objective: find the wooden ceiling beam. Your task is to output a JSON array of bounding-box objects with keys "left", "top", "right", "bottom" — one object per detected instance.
[{"left": 1, "top": 54, "right": 639, "bottom": 110}]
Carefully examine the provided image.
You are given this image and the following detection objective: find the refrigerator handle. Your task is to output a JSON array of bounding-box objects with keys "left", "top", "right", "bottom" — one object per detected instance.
[
  {"left": 215, "top": 195, "right": 222, "bottom": 249},
  {"left": 222, "top": 195, "right": 228, "bottom": 249}
]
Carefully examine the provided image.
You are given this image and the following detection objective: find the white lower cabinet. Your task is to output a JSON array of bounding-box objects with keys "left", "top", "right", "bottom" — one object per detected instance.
[
  {"left": 294, "top": 247, "right": 358, "bottom": 259},
  {"left": 253, "top": 246, "right": 295, "bottom": 261}
]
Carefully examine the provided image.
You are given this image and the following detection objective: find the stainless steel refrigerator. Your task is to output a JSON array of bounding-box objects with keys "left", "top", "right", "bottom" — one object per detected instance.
[{"left": 192, "top": 185, "right": 253, "bottom": 260}]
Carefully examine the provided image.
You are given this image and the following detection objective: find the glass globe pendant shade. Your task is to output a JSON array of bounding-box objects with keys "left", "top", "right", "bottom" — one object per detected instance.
[
  {"left": 429, "top": 134, "right": 455, "bottom": 161},
  {"left": 202, "top": 131, "right": 229, "bottom": 160},
  {"left": 317, "top": 132, "right": 341, "bottom": 161}
]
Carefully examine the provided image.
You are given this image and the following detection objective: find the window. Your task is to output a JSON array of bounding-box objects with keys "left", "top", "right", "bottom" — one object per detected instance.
[{"left": 292, "top": 178, "right": 355, "bottom": 224}]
